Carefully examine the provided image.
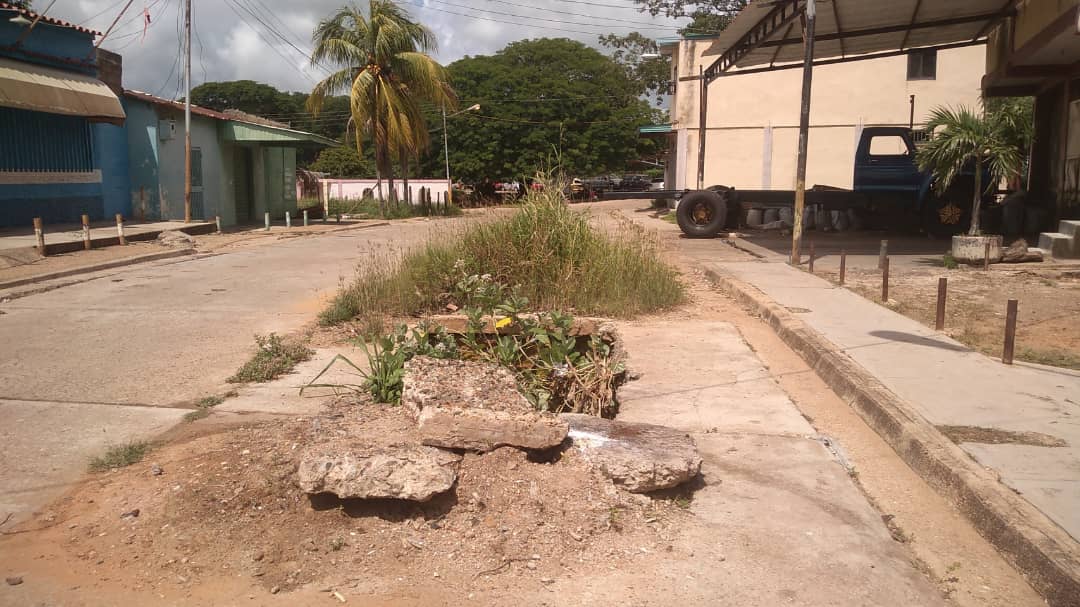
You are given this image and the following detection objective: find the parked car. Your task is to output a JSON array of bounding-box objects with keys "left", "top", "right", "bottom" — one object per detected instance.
[
  {"left": 620, "top": 174, "right": 651, "bottom": 191},
  {"left": 649, "top": 178, "right": 665, "bottom": 191}
]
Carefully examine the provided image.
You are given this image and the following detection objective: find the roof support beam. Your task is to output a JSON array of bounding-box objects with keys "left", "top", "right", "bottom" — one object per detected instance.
[
  {"left": 712, "top": 39, "right": 987, "bottom": 78},
  {"left": 830, "top": 0, "right": 847, "bottom": 57},
  {"left": 704, "top": 0, "right": 803, "bottom": 80},
  {"left": 899, "top": 0, "right": 923, "bottom": 50},
  {"left": 757, "top": 11, "right": 1007, "bottom": 49}
]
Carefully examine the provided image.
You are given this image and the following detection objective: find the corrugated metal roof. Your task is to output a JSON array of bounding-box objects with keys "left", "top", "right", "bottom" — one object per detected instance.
[
  {"left": 0, "top": 2, "right": 102, "bottom": 36},
  {"left": 0, "top": 57, "right": 124, "bottom": 123},
  {"left": 706, "top": 0, "right": 1011, "bottom": 77}
]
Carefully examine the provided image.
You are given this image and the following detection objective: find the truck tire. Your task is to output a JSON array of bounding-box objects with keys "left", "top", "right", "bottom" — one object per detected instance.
[{"left": 677, "top": 190, "right": 728, "bottom": 238}]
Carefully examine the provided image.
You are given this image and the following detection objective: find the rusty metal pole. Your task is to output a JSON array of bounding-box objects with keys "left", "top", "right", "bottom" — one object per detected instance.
[
  {"left": 81, "top": 214, "right": 91, "bottom": 250},
  {"left": 697, "top": 65, "right": 709, "bottom": 190},
  {"left": 115, "top": 213, "right": 126, "bottom": 245},
  {"left": 790, "top": 0, "right": 816, "bottom": 266},
  {"left": 808, "top": 241, "right": 815, "bottom": 273},
  {"left": 33, "top": 217, "right": 46, "bottom": 255},
  {"left": 878, "top": 239, "right": 888, "bottom": 270},
  {"left": 935, "top": 277, "right": 947, "bottom": 331},
  {"left": 839, "top": 249, "right": 846, "bottom": 285},
  {"left": 882, "top": 257, "right": 890, "bottom": 303},
  {"left": 983, "top": 240, "right": 991, "bottom": 271},
  {"left": 1003, "top": 299, "right": 1018, "bottom": 364}
]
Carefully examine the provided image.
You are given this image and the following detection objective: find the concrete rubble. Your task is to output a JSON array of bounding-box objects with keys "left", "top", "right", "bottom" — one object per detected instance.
[
  {"left": 562, "top": 413, "right": 702, "bottom": 493},
  {"left": 156, "top": 230, "right": 195, "bottom": 248},
  {"left": 402, "top": 356, "right": 568, "bottom": 451},
  {"left": 298, "top": 444, "right": 461, "bottom": 502}
]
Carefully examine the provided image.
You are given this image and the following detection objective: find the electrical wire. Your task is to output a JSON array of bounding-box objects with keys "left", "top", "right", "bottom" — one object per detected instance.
[
  {"left": 222, "top": 0, "right": 319, "bottom": 85},
  {"left": 424, "top": 0, "right": 684, "bottom": 33}
]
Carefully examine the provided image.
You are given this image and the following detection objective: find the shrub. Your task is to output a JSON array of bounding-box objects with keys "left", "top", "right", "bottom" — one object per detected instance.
[
  {"left": 228, "top": 334, "right": 314, "bottom": 383},
  {"left": 89, "top": 441, "right": 149, "bottom": 472}
]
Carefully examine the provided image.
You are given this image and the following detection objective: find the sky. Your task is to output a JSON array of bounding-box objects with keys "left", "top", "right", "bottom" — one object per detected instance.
[{"left": 52, "top": 0, "right": 689, "bottom": 98}]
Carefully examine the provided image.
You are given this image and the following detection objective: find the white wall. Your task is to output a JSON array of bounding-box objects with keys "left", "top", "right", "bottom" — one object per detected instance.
[{"left": 315, "top": 178, "right": 452, "bottom": 204}]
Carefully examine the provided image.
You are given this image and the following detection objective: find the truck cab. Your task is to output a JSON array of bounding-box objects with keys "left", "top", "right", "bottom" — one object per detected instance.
[{"left": 853, "top": 127, "right": 931, "bottom": 201}]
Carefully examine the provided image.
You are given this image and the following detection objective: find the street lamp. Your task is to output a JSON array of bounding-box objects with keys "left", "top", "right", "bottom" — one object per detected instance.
[{"left": 443, "top": 103, "right": 481, "bottom": 205}]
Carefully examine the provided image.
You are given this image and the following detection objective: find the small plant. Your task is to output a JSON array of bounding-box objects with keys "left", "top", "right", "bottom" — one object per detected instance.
[
  {"left": 329, "top": 537, "right": 345, "bottom": 552},
  {"left": 198, "top": 394, "right": 225, "bottom": 408},
  {"left": 229, "top": 333, "right": 314, "bottom": 383},
  {"left": 183, "top": 408, "right": 211, "bottom": 423},
  {"left": 942, "top": 252, "right": 959, "bottom": 269},
  {"left": 89, "top": 441, "right": 149, "bottom": 472}
]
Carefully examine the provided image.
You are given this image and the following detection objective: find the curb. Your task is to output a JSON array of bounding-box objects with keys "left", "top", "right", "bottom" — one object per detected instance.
[
  {"left": 0, "top": 248, "right": 195, "bottom": 292},
  {"left": 701, "top": 264, "right": 1080, "bottom": 607}
]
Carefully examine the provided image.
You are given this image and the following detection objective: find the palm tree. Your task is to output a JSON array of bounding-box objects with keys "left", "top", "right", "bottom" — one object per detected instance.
[
  {"left": 307, "top": 1, "right": 454, "bottom": 208},
  {"left": 916, "top": 104, "right": 1026, "bottom": 236}
]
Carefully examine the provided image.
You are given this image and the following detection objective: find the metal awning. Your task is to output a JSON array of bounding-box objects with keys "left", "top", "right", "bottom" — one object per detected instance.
[
  {"left": 0, "top": 57, "right": 125, "bottom": 124},
  {"left": 221, "top": 121, "right": 337, "bottom": 147},
  {"left": 705, "top": 0, "right": 1013, "bottom": 78},
  {"left": 638, "top": 124, "right": 673, "bottom": 135}
]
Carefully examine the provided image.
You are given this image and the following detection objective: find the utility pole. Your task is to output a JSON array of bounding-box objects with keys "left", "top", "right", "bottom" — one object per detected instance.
[
  {"left": 183, "top": 0, "right": 192, "bottom": 223},
  {"left": 697, "top": 65, "right": 708, "bottom": 190},
  {"left": 443, "top": 105, "right": 452, "bottom": 206},
  {"left": 790, "top": 0, "right": 816, "bottom": 266}
]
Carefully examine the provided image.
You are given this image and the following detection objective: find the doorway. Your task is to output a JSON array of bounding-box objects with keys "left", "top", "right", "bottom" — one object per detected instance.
[{"left": 234, "top": 147, "right": 254, "bottom": 224}]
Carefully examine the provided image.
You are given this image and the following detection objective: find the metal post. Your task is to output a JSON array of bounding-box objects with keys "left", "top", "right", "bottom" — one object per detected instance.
[
  {"left": 790, "top": 0, "right": 816, "bottom": 266},
  {"left": 839, "top": 249, "right": 846, "bottom": 285},
  {"left": 983, "top": 240, "right": 991, "bottom": 271},
  {"left": 808, "top": 241, "right": 815, "bottom": 273},
  {"left": 878, "top": 239, "right": 888, "bottom": 270},
  {"left": 443, "top": 105, "right": 453, "bottom": 206},
  {"left": 909, "top": 94, "right": 915, "bottom": 130},
  {"left": 183, "top": 0, "right": 192, "bottom": 224},
  {"left": 303, "top": 209, "right": 309, "bottom": 227},
  {"left": 1003, "top": 299, "right": 1018, "bottom": 364},
  {"left": 285, "top": 211, "right": 292, "bottom": 229},
  {"left": 935, "top": 277, "right": 947, "bottom": 331},
  {"left": 215, "top": 215, "right": 222, "bottom": 234},
  {"left": 81, "top": 214, "right": 91, "bottom": 250},
  {"left": 697, "top": 65, "right": 708, "bottom": 190},
  {"left": 882, "top": 257, "right": 890, "bottom": 303},
  {"left": 115, "top": 213, "right": 126, "bottom": 245},
  {"left": 33, "top": 217, "right": 45, "bottom": 254},
  {"left": 264, "top": 211, "right": 270, "bottom": 231}
]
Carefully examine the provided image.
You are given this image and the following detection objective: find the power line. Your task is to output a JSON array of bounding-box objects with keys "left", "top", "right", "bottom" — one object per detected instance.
[
  {"left": 419, "top": 0, "right": 685, "bottom": 34},
  {"left": 152, "top": 0, "right": 182, "bottom": 98},
  {"left": 474, "top": 0, "right": 688, "bottom": 31},
  {"left": 222, "top": 0, "right": 319, "bottom": 85}
]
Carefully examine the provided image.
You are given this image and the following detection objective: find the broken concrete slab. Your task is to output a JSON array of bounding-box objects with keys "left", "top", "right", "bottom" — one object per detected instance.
[
  {"left": 402, "top": 356, "right": 568, "bottom": 452},
  {"left": 562, "top": 413, "right": 702, "bottom": 493},
  {"left": 298, "top": 444, "right": 461, "bottom": 502}
]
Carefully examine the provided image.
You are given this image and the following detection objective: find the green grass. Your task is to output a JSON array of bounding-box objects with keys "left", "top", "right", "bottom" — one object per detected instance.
[
  {"left": 1017, "top": 347, "right": 1080, "bottom": 370},
  {"left": 942, "top": 252, "right": 959, "bottom": 269},
  {"left": 320, "top": 185, "right": 686, "bottom": 327},
  {"left": 228, "top": 333, "right": 314, "bottom": 383},
  {"left": 661, "top": 212, "right": 677, "bottom": 224},
  {"left": 184, "top": 408, "right": 211, "bottom": 423},
  {"left": 89, "top": 441, "right": 149, "bottom": 472},
  {"left": 327, "top": 196, "right": 462, "bottom": 219}
]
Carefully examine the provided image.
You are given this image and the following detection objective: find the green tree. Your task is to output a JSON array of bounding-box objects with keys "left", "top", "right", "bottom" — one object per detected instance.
[
  {"left": 309, "top": 145, "right": 377, "bottom": 177},
  {"left": 191, "top": 80, "right": 293, "bottom": 117},
  {"left": 599, "top": 32, "right": 671, "bottom": 104},
  {"left": 307, "top": 0, "right": 454, "bottom": 206},
  {"left": 418, "top": 38, "right": 661, "bottom": 182},
  {"left": 917, "top": 103, "right": 1028, "bottom": 235},
  {"left": 630, "top": 0, "right": 747, "bottom": 35}
]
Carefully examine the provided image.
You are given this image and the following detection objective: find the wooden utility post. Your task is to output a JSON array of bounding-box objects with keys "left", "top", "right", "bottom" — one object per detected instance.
[
  {"left": 790, "top": 0, "right": 816, "bottom": 266},
  {"left": 183, "top": 0, "right": 192, "bottom": 223}
]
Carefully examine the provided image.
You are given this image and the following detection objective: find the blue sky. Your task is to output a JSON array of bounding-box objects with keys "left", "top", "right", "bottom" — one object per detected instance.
[{"left": 57, "top": 0, "right": 688, "bottom": 96}]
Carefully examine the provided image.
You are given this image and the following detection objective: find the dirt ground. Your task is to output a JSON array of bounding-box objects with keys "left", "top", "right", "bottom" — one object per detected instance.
[
  {"left": 0, "top": 201, "right": 1048, "bottom": 606},
  {"left": 819, "top": 263, "right": 1080, "bottom": 370}
]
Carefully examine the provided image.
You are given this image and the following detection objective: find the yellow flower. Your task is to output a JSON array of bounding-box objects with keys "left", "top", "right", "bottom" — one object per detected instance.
[{"left": 495, "top": 317, "right": 512, "bottom": 329}]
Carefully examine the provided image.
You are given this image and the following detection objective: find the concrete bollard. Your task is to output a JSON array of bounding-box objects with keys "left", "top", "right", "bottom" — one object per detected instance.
[
  {"left": 839, "top": 249, "right": 846, "bottom": 285},
  {"left": 285, "top": 211, "right": 292, "bottom": 229},
  {"left": 303, "top": 209, "right": 309, "bottom": 227},
  {"left": 336, "top": 213, "right": 341, "bottom": 223},
  {"left": 878, "top": 240, "right": 888, "bottom": 270},
  {"left": 215, "top": 215, "right": 222, "bottom": 234},
  {"left": 936, "top": 277, "right": 947, "bottom": 331},
  {"left": 115, "top": 213, "right": 126, "bottom": 245},
  {"left": 983, "top": 240, "right": 991, "bottom": 271},
  {"left": 33, "top": 217, "right": 46, "bottom": 255},
  {"left": 264, "top": 212, "right": 271, "bottom": 231},
  {"left": 1003, "top": 299, "right": 1018, "bottom": 364},
  {"left": 881, "top": 257, "right": 890, "bottom": 303},
  {"left": 82, "top": 214, "right": 91, "bottom": 250}
]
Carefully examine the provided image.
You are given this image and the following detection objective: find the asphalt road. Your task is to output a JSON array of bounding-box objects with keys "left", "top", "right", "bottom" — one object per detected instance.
[{"left": 0, "top": 218, "right": 458, "bottom": 524}]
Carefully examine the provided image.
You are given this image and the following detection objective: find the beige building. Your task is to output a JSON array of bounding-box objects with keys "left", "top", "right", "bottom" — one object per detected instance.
[{"left": 658, "top": 37, "right": 986, "bottom": 192}]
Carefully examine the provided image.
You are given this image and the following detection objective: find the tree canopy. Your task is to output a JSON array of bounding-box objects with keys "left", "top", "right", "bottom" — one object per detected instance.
[
  {"left": 190, "top": 80, "right": 351, "bottom": 143},
  {"left": 419, "top": 38, "right": 662, "bottom": 182}
]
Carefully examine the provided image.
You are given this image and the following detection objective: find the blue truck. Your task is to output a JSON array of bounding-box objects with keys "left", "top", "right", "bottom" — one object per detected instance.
[{"left": 611, "top": 127, "right": 979, "bottom": 238}]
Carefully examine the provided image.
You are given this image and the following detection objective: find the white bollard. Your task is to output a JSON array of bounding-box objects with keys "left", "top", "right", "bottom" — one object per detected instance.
[
  {"left": 285, "top": 212, "right": 292, "bottom": 228},
  {"left": 303, "top": 209, "right": 309, "bottom": 227},
  {"left": 215, "top": 215, "right": 222, "bottom": 234},
  {"left": 264, "top": 212, "right": 270, "bottom": 231}
]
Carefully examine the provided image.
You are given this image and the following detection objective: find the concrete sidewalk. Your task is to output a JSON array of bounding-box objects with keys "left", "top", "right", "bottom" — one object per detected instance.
[
  {"left": 0, "top": 220, "right": 214, "bottom": 251},
  {"left": 691, "top": 249, "right": 1080, "bottom": 543}
]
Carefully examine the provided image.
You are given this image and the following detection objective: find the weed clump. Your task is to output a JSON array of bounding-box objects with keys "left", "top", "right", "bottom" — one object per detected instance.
[
  {"left": 320, "top": 184, "right": 685, "bottom": 327},
  {"left": 228, "top": 333, "right": 313, "bottom": 383},
  {"left": 89, "top": 441, "right": 149, "bottom": 472}
]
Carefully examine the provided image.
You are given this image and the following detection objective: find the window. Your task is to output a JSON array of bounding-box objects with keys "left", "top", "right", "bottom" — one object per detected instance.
[
  {"left": 0, "top": 107, "right": 94, "bottom": 172},
  {"left": 907, "top": 49, "right": 937, "bottom": 80},
  {"left": 868, "top": 135, "right": 910, "bottom": 156}
]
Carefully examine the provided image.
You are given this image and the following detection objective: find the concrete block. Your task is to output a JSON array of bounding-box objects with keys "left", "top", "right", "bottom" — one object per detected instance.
[
  {"left": 1037, "top": 232, "right": 1079, "bottom": 259},
  {"left": 1057, "top": 219, "right": 1080, "bottom": 239}
]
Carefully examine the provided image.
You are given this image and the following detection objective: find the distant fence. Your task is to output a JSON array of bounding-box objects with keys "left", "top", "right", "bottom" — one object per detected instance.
[{"left": 300, "top": 178, "right": 450, "bottom": 205}]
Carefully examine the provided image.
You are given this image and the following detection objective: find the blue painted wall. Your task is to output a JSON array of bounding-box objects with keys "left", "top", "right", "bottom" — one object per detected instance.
[
  {"left": 0, "top": 7, "right": 96, "bottom": 72},
  {"left": 94, "top": 122, "right": 130, "bottom": 219}
]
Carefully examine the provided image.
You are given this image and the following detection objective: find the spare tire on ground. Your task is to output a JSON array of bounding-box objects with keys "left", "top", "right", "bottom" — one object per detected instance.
[{"left": 676, "top": 190, "right": 728, "bottom": 238}]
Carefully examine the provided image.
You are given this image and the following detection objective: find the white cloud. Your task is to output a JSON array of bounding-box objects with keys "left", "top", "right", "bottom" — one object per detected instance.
[{"left": 58, "top": 0, "right": 688, "bottom": 95}]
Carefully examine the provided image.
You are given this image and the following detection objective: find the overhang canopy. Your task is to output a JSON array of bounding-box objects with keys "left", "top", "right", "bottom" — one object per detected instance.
[
  {"left": 0, "top": 57, "right": 125, "bottom": 124},
  {"left": 221, "top": 121, "right": 337, "bottom": 147},
  {"left": 706, "top": 0, "right": 1013, "bottom": 78},
  {"left": 638, "top": 124, "right": 673, "bottom": 135}
]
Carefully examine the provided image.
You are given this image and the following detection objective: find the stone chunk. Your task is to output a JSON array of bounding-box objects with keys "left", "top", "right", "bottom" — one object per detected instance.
[
  {"left": 156, "top": 230, "right": 195, "bottom": 248},
  {"left": 298, "top": 445, "right": 461, "bottom": 502},
  {"left": 402, "top": 356, "right": 568, "bottom": 451},
  {"left": 562, "top": 414, "right": 701, "bottom": 493}
]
